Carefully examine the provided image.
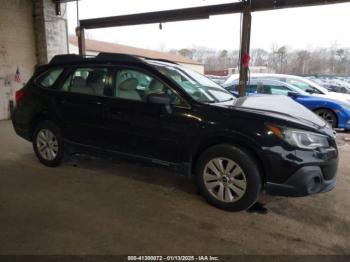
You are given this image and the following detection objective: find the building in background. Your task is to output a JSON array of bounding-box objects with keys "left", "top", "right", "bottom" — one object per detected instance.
[
  {"left": 69, "top": 37, "right": 204, "bottom": 74},
  {"left": 0, "top": 0, "right": 69, "bottom": 120}
]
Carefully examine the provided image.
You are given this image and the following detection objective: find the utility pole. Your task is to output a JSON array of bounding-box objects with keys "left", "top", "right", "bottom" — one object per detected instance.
[
  {"left": 77, "top": 27, "right": 86, "bottom": 56},
  {"left": 238, "top": 0, "right": 252, "bottom": 97},
  {"left": 75, "top": 0, "right": 86, "bottom": 56}
]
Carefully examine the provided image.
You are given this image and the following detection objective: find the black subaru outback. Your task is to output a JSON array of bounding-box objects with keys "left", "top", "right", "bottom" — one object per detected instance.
[{"left": 12, "top": 53, "right": 338, "bottom": 211}]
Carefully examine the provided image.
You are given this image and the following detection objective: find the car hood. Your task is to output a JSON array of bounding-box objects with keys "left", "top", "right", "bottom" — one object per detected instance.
[
  {"left": 314, "top": 92, "right": 350, "bottom": 104},
  {"left": 213, "top": 95, "right": 328, "bottom": 129}
]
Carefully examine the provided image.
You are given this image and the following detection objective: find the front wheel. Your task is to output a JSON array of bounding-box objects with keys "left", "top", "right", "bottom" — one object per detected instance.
[
  {"left": 195, "top": 144, "right": 262, "bottom": 212},
  {"left": 33, "top": 121, "right": 64, "bottom": 167},
  {"left": 314, "top": 109, "right": 338, "bottom": 128}
]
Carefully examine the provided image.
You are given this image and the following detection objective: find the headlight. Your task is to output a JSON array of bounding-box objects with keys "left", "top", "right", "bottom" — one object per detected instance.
[{"left": 266, "top": 124, "right": 329, "bottom": 149}]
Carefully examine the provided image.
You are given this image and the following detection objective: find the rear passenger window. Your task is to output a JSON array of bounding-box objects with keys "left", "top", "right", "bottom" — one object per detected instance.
[
  {"left": 247, "top": 85, "right": 258, "bottom": 93},
  {"left": 38, "top": 68, "right": 63, "bottom": 88},
  {"left": 268, "top": 85, "right": 291, "bottom": 95},
  {"left": 63, "top": 68, "right": 108, "bottom": 96}
]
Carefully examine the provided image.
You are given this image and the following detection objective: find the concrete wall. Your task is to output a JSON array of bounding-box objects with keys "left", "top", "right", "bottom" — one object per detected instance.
[
  {"left": 0, "top": 0, "right": 68, "bottom": 120},
  {"left": 0, "top": 0, "right": 37, "bottom": 119},
  {"left": 0, "top": 0, "right": 37, "bottom": 86},
  {"left": 33, "top": 0, "right": 68, "bottom": 64}
]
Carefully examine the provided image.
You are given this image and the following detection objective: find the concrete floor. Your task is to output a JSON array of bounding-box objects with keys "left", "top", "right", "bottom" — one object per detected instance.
[{"left": 0, "top": 120, "right": 350, "bottom": 255}]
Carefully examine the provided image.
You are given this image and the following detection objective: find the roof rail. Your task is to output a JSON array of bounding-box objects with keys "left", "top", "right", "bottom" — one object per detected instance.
[
  {"left": 143, "top": 57, "right": 179, "bottom": 65},
  {"left": 49, "top": 54, "right": 89, "bottom": 65},
  {"left": 96, "top": 52, "right": 144, "bottom": 63},
  {"left": 49, "top": 52, "right": 178, "bottom": 66}
]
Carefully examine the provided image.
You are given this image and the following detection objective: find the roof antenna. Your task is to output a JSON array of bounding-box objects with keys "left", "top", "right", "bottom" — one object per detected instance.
[{"left": 159, "top": 22, "right": 163, "bottom": 30}]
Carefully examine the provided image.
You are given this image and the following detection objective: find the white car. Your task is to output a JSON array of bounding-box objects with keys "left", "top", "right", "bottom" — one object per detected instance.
[{"left": 225, "top": 73, "right": 350, "bottom": 104}]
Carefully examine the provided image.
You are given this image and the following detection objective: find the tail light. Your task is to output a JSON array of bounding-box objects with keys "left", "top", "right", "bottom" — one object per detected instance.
[{"left": 15, "top": 89, "right": 26, "bottom": 105}]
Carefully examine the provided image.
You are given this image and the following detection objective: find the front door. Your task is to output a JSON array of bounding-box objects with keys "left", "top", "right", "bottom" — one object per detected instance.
[{"left": 102, "top": 67, "right": 197, "bottom": 163}]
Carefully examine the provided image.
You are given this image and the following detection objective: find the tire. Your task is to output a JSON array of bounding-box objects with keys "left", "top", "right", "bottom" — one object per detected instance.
[
  {"left": 195, "top": 144, "right": 262, "bottom": 212},
  {"left": 33, "top": 121, "right": 65, "bottom": 167},
  {"left": 314, "top": 109, "right": 338, "bottom": 128}
]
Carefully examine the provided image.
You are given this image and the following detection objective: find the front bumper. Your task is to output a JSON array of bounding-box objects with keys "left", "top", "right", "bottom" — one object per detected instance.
[{"left": 266, "top": 166, "right": 337, "bottom": 197}]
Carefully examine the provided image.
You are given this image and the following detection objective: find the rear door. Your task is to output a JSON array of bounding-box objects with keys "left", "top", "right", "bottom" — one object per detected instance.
[{"left": 53, "top": 66, "right": 112, "bottom": 146}]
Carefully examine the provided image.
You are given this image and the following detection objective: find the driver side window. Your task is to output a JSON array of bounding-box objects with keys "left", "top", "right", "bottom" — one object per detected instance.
[{"left": 114, "top": 69, "right": 185, "bottom": 106}]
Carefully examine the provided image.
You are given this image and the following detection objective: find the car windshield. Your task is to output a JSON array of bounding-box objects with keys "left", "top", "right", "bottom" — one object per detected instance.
[
  {"left": 293, "top": 77, "right": 330, "bottom": 94},
  {"left": 149, "top": 62, "right": 235, "bottom": 103}
]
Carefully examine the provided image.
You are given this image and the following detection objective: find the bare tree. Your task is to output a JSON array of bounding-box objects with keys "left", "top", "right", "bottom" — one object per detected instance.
[
  {"left": 275, "top": 46, "right": 288, "bottom": 73},
  {"left": 251, "top": 48, "right": 269, "bottom": 67},
  {"left": 164, "top": 45, "right": 350, "bottom": 76}
]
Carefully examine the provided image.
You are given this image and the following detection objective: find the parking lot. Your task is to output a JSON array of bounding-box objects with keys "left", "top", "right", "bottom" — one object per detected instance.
[{"left": 0, "top": 120, "right": 349, "bottom": 255}]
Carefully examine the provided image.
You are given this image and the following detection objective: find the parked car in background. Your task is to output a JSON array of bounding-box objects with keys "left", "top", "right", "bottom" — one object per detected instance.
[
  {"left": 324, "top": 80, "right": 350, "bottom": 94},
  {"left": 327, "top": 84, "right": 350, "bottom": 94},
  {"left": 225, "top": 73, "right": 350, "bottom": 105},
  {"left": 206, "top": 75, "right": 228, "bottom": 86},
  {"left": 224, "top": 79, "right": 350, "bottom": 129},
  {"left": 306, "top": 76, "right": 350, "bottom": 94},
  {"left": 12, "top": 53, "right": 338, "bottom": 212}
]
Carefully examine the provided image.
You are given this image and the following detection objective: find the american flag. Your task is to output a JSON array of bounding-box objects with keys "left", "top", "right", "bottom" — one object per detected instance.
[{"left": 15, "top": 67, "right": 21, "bottom": 83}]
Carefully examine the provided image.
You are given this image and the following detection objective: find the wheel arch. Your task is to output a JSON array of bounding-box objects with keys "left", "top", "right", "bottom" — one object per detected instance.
[
  {"left": 190, "top": 135, "right": 267, "bottom": 183},
  {"left": 29, "top": 112, "right": 62, "bottom": 140},
  {"left": 313, "top": 107, "right": 339, "bottom": 127}
]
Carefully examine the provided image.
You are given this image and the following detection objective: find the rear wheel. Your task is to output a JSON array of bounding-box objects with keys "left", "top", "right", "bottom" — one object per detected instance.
[
  {"left": 33, "top": 121, "right": 64, "bottom": 167},
  {"left": 314, "top": 109, "right": 337, "bottom": 128},
  {"left": 195, "top": 144, "right": 262, "bottom": 212}
]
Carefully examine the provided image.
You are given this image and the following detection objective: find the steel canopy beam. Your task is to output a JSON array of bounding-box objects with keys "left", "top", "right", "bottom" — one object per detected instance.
[
  {"left": 251, "top": 0, "right": 350, "bottom": 11},
  {"left": 79, "top": 0, "right": 350, "bottom": 30},
  {"left": 79, "top": 3, "right": 241, "bottom": 29},
  {"left": 77, "top": 0, "right": 350, "bottom": 95}
]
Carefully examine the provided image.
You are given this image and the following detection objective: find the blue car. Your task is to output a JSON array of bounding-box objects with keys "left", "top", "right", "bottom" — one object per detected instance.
[{"left": 224, "top": 79, "right": 350, "bottom": 129}]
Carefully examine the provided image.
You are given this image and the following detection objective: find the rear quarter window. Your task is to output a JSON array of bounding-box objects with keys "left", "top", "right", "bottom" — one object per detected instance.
[{"left": 36, "top": 68, "right": 64, "bottom": 88}]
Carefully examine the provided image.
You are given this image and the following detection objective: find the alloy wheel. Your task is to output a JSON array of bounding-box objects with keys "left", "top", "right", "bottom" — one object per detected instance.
[
  {"left": 36, "top": 129, "right": 59, "bottom": 161},
  {"left": 203, "top": 158, "right": 247, "bottom": 203},
  {"left": 316, "top": 109, "right": 336, "bottom": 127}
]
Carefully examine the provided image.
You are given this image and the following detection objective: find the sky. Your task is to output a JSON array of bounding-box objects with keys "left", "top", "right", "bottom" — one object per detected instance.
[{"left": 66, "top": 0, "right": 350, "bottom": 52}]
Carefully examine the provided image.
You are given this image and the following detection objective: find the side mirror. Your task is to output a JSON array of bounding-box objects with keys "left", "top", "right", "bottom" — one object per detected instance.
[
  {"left": 147, "top": 93, "right": 170, "bottom": 105},
  {"left": 287, "top": 91, "right": 300, "bottom": 98},
  {"left": 305, "top": 89, "right": 314, "bottom": 94}
]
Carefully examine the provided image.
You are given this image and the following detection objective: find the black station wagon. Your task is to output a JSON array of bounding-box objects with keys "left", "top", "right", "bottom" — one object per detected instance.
[{"left": 12, "top": 53, "right": 338, "bottom": 211}]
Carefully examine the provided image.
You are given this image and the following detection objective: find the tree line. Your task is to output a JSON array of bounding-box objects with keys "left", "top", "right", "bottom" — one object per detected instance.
[{"left": 170, "top": 44, "right": 350, "bottom": 75}]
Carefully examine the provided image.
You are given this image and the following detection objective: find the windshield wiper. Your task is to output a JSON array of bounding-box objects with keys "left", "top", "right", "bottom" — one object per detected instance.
[
  {"left": 204, "top": 100, "right": 216, "bottom": 104},
  {"left": 221, "top": 98, "right": 235, "bottom": 102}
]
